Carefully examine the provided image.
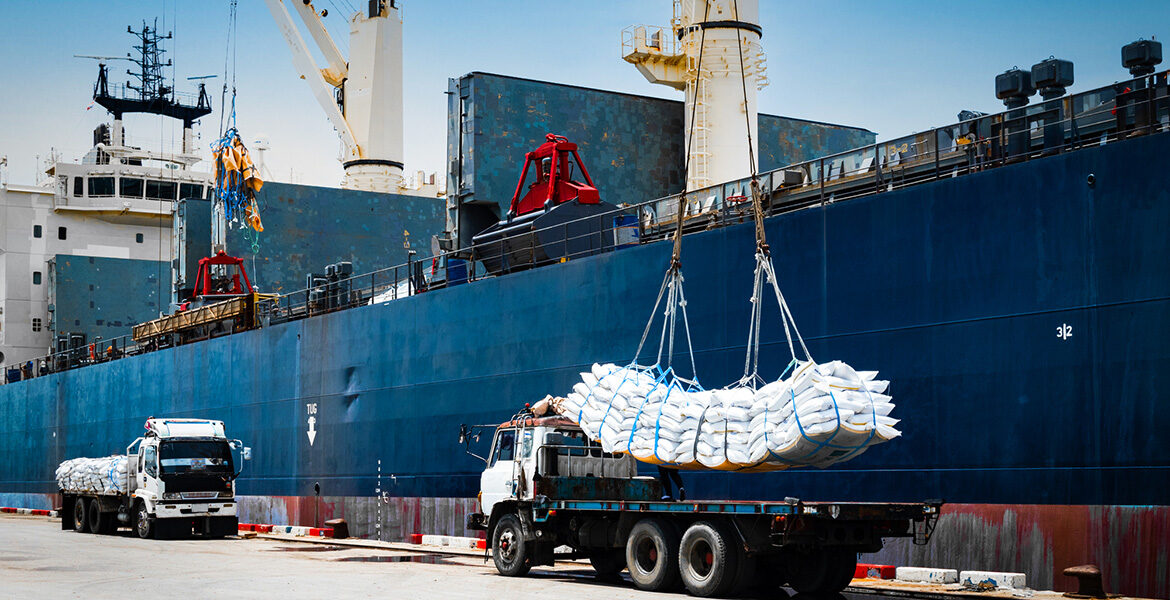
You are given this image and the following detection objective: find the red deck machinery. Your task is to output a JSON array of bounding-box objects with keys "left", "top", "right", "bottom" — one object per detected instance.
[
  {"left": 471, "top": 134, "right": 620, "bottom": 274},
  {"left": 185, "top": 251, "right": 255, "bottom": 308},
  {"left": 133, "top": 252, "right": 275, "bottom": 346}
]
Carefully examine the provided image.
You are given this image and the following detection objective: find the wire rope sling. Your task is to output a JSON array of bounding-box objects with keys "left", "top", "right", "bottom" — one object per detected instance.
[{"left": 547, "top": 0, "right": 901, "bottom": 471}]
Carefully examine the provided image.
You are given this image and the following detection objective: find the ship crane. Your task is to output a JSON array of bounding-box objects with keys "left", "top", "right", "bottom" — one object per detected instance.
[{"left": 264, "top": 0, "right": 405, "bottom": 193}]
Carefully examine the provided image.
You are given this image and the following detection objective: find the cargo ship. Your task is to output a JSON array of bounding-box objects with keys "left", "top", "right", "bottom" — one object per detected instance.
[{"left": 2, "top": 1, "right": 1168, "bottom": 597}]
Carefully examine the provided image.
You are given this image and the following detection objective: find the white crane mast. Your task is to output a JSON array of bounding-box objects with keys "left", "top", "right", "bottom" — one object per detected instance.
[
  {"left": 622, "top": 0, "right": 768, "bottom": 191},
  {"left": 264, "top": 0, "right": 405, "bottom": 192}
]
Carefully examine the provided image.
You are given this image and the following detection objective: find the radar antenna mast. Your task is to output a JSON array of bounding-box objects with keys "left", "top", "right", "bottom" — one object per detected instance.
[{"left": 86, "top": 20, "right": 213, "bottom": 160}]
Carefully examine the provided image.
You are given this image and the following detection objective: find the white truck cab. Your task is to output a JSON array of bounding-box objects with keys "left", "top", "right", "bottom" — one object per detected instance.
[
  {"left": 477, "top": 415, "right": 637, "bottom": 521},
  {"left": 63, "top": 417, "right": 251, "bottom": 539},
  {"left": 130, "top": 419, "right": 249, "bottom": 530}
]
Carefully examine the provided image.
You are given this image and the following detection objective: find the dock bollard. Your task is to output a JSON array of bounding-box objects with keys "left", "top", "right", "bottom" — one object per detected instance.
[
  {"left": 1062, "top": 565, "right": 1109, "bottom": 599},
  {"left": 325, "top": 518, "right": 349, "bottom": 539}
]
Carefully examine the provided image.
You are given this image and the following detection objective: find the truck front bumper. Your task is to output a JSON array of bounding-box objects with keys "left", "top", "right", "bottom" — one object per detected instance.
[{"left": 154, "top": 501, "right": 237, "bottom": 519}]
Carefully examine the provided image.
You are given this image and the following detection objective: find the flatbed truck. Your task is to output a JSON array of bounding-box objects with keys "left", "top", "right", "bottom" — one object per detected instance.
[
  {"left": 60, "top": 418, "right": 251, "bottom": 539},
  {"left": 465, "top": 415, "right": 941, "bottom": 597}
]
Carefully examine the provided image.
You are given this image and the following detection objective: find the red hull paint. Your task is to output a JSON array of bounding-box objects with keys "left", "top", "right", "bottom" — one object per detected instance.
[{"left": 870, "top": 503, "right": 1170, "bottom": 598}]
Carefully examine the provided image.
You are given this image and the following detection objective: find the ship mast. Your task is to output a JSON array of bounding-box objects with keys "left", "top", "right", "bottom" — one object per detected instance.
[
  {"left": 90, "top": 20, "right": 212, "bottom": 167},
  {"left": 623, "top": 0, "right": 768, "bottom": 191}
]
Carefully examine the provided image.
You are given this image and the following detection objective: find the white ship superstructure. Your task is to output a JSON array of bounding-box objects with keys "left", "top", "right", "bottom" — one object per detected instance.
[{"left": 0, "top": 22, "right": 211, "bottom": 367}]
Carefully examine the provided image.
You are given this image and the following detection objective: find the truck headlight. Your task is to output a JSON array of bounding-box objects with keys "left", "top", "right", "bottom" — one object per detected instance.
[{"left": 162, "top": 492, "right": 181, "bottom": 500}]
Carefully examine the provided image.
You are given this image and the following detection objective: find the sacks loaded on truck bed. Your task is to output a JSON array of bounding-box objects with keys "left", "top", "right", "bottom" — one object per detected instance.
[{"left": 56, "top": 457, "right": 130, "bottom": 495}]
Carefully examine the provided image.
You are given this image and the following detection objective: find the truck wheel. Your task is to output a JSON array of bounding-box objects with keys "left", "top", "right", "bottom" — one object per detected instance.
[
  {"left": 589, "top": 548, "right": 625, "bottom": 582},
  {"left": 781, "top": 546, "right": 829, "bottom": 594},
  {"left": 730, "top": 551, "right": 758, "bottom": 595},
  {"left": 820, "top": 548, "right": 858, "bottom": 594},
  {"left": 491, "top": 514, "right": 530, "bottom": 577},
  {"left": 134, "top": 502, "right": 154, "bottom": 539},
  {"left": 625, "top": 518, "right": 681, "bottom": 592},
  {"left": 748, "top": 555, "right": 785, "bottom": 596},
  {"left": 88, "top": 500, "right": 110, "bottom": 535},
  {"left": 72, "top": 498, "right": 90, "bottom": 533},
  {"left": 679, "top": 521, "right": 739, "bottom": 597}
]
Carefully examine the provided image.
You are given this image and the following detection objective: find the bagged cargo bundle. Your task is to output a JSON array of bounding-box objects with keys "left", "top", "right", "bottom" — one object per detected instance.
[
  {"left": 552, "top": 358, "right": 899, "bottom": 471},
  {"left": 55, "top": 456, "right": 128, "bottom": 494},
  {"left": 562, "top": 207, "right": 903, "bottom": 471}
]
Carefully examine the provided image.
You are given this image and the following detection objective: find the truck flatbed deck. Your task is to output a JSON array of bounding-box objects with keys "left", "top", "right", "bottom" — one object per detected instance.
[{"left": 550, "top": 499, "right": 937, "bottom": 518}]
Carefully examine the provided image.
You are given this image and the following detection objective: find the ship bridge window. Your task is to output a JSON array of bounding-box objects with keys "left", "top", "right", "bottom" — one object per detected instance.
[
  {"left": 145, "top": 180, "right": 177, "bottom": 201},
  {"left": 88, "top": 176, "right": 114, "bottom": 197},
  {"left": 32, "top": 271, "right": 42, "bottom": 285},
  {"left": 179, "top": 183, "right": 203, "bottom": 200},
  {"left": 58, "top": 227, "right": 67, "bottom": 240},
  {"left": 120, "top": 177, "right": 144, "bottom": 199},
  {"left": 72, "top": 177, "right": 83, "bottom": 197},
  {"left": 33, "top": 225, "right": 42, "bottom": 238}
]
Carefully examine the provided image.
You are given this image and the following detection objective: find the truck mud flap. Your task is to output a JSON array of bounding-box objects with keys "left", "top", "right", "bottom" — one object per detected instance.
[
  {"left": 61, "top": 495, "right": 76, "bottom": 530},
  {"left": 201, "top": 516, "right": 238, "bottom": 537}
]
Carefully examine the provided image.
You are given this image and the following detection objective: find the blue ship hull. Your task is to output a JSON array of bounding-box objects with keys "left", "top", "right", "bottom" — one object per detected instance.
[{"left": 2, "top": 132, "right": 1168, "bottom": 596}]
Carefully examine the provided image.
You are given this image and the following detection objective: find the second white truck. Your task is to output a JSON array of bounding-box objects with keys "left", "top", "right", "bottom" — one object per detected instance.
[{"left": 59, "top": 418, "right": 251, "bottom": 539}]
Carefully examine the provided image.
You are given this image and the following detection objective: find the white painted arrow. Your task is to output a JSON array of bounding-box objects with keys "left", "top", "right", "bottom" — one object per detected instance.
[{"left": 307, "top": 415, "right": 317, "bottom": 446}]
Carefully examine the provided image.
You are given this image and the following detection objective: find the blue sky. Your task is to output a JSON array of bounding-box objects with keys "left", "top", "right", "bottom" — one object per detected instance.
[{"left": 0, "top": 1, "right": 1165, "bottom": 187}]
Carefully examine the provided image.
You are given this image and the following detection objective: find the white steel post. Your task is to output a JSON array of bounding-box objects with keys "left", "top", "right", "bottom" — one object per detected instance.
[{"left": 342, "top": 2, "right": 405, "bottom": 192}]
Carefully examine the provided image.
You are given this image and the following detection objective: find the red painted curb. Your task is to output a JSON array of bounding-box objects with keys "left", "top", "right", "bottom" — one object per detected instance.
[
  {"left": 856, "top": 563, "right": 897, "bottom": 579},
  {"left": 31, "top": 510, "right": 51, "bottom": 516},
  {"left": 238, "top": 522, "right": 331, "bottom": 537},
  {"left": 410, "top": 533, "right": 423, "bottom": 544},
  {"left": 0, "top": 507, "right": 16, "bottom": 513}
]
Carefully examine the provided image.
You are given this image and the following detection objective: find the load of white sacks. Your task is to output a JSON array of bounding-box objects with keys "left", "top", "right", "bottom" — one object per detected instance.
[
  {"left": 553, "top": 360, "right": 900, "bottom": 471},
  {"left": 55, "top": 456, "right": 128, "bottom": 494}
]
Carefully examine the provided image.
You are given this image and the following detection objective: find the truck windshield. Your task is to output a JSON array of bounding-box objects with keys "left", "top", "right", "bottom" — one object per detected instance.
[
  {"left": 159, "top": 441, "right": 233, "bottom": 475},
  {"left": 491, "top": 430, "right": 516, "bottom": 466}
]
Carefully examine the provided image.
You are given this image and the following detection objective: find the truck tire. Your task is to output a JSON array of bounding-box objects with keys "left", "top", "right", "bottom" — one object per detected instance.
[
  {"left": 730, "top": 550, "right": 758, "bottom": 595},
  {"left": 678, "top": 521, "right": 739, "bottom": 597},
  {"left": 491, "top": 514, "right": 530, "bottom": 577},
  {"left": 72, "top": 497, "right": 90, "bottom": 534},
  {"left": 780, "top": 546, "right": 830, "bottom": 594},
  {"left": 749, "top": 555, "right": 785, "bottom": 596},
  {"left": 88, "top": 499, "right": 112, "bottom": 535},
  {"left": 589, "top": 548, "right": 625, "bottom": 582},
  {"left": 625, "top": 518, "right": 681, "bottom": 592},
  {"left": 821, "top": 548, "right": 858, "bottom": 594},
  {"left": 134, "top": 501, "right": 154, "bottom": 539}
]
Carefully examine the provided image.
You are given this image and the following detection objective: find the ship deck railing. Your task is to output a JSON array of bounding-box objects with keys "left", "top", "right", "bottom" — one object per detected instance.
[{"left": 3, "top": 70, "right": 1168, "bottom": 384}]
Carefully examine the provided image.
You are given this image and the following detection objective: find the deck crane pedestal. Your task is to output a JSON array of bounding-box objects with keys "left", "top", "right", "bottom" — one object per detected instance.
[
  {"left": 622, "top": 0, "right": 768, "bottom": 191},
  {"left": 264, "top": 0, "right": 406, "bottom": 193}
]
